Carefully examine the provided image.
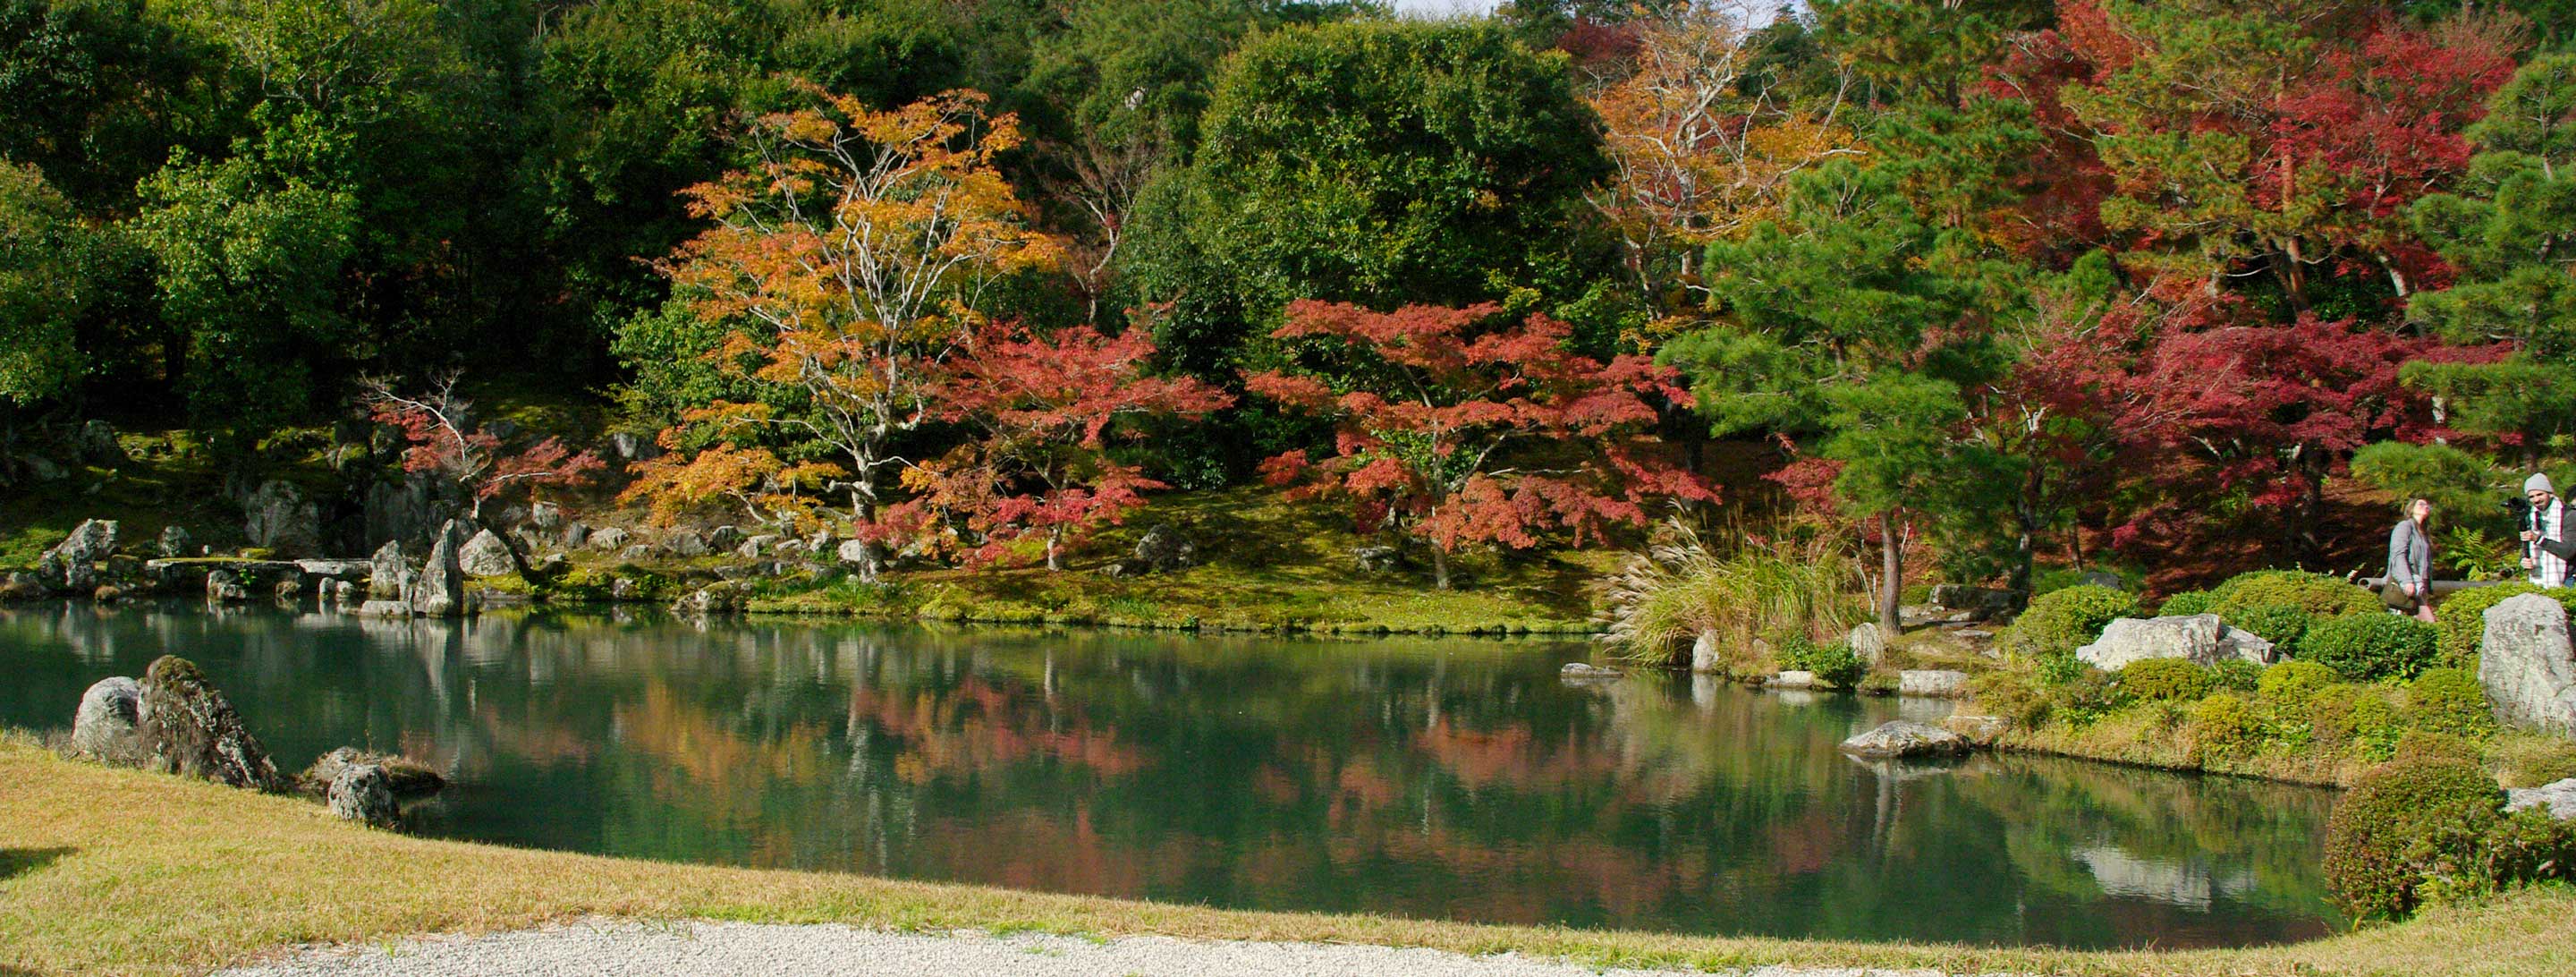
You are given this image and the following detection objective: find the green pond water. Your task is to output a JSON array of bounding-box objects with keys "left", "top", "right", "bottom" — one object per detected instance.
[{"left": 0, "top": 602, "right": 2343, "bottom": 948}]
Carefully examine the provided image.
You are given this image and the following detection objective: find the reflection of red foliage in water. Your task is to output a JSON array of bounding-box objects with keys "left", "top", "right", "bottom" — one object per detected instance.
[
  {"left": 910, "top": 808, "right": 1211, "bottom": 896},
  {"left": 849, "top": 675, "right": 1146, "bottom": 781},
  {"left": 1413, "top": 719, "right": 1616, "bottom": 788}
]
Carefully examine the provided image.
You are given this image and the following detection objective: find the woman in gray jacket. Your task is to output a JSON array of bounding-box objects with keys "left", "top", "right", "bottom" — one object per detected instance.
[{"left": 2387, "top": 497, "right": 2436, "bottom": 623}]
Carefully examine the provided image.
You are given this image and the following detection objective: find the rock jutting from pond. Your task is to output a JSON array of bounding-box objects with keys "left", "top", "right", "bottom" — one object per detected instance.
[
  {"left": 1840, "top": 720, "right": 1971, "bottom": 759},
  {"left": 138, "top": 655, "right": 283, "bottom": 791},
  {"left": 72, "top": 676, "right": 146, "bottom": 765},
  {"left": 301, "top": 746, "right": 445, "bottom": 797},
  {"left": 38, "top": 518, "right": 117, "bottom": 593},
  {"left": 1559, "top": 662, "right": 1623, "bottom": 681},
  {"left": 1768, "top": 669, "right": 1817, "bottom": 689},
  {"left": 2076, "top": 614, "right": 2275, "bottom": 671},
  {"left": 326, "top": 763, "right": 398, "bottom": 828},
  {"left": 457, "top": 530, "right": 515, "bottom": 578},
  {"left": 1899, "top": 669, "right": 1970, "bottom": 698},
  {"left": 411, "top": 521, "right": 470, "bottom": 617},
  {"left": 2479, "top": 593, "right": 2576, "bottom": 735}
]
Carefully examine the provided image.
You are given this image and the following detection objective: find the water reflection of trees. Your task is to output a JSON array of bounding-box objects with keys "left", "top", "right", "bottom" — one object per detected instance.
[{"left": 0, "top": 607, "right": 2337, "bottom": 947}]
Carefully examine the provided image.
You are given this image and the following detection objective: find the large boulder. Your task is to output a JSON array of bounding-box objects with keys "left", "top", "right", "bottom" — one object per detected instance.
[
  {"left": 326, "top": 763, "right": 398, "bottom": 828},
  {"left": 2076, "top": 614, "right": 2275, "bottom": 671},
  {"left": 1899, "top": 669, "right": 1971, "bottom": 698},
  {"left": 369, "top": 540, "right": 407, "bottom": 599},
  {"left": 588, "top": 527, "right": 631, "bottom": 552},
  {"left": 529, "top": 501, "right": 564, "bottom": 531},
  {"left": 242, "top": 480, "right": 321, "bottom": 556},
  {"left": 301, "top": 746, "right": 444, "bottom": 797},
  {"left": 38, "top": 518, "right": 117, "bottom": 592},
  {"left": 2479, "top": 593, "right": 2576, "bottom": 735},
  {"left": 155, "top": 523, "right": 192, "bottom": 558},
  {"left": 1840, "top": 720, "right": 1970, "bottom": 759},
  {"left": 836, "top": 539, "right": 870, "bottom": 565},
  {"left": 137, "top": 656, "right": 283, "bottom": 791},
  {"left": 363, "top": 472, "right": 444, "bottom": 548},
  {"left": 706, "top": 525, "right": 742, "bottom": 550},
  {"left": 1689, "top": 630, "right": 1723, "bottom": 674},
  {"left": 78, "top": 419, "right": 124, "bottom": 464},
  {"left": 1132, "top": 524, "right": 1197, "bottom": 574},
  {"left": 456, "top": 530, "right": 516, "bottom": 578},
  {"left": 1848, "top": 623, "right": 1887, "bottom": 666},
  {"left": 2507, "top": 777, "right": 2576, "bottom": 820},
  {"left": 71, "top": 676, "right": 145, "bottom": 764},
  {"left": 410, "top": 521, "right": 470, "bottom": 617},
  {"left": 667, "top": 531, "right": 709, "bottom": 557}
]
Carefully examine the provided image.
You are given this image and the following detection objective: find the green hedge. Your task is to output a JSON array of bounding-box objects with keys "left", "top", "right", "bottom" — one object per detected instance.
[
  {"left": 2119, "top": 658, "right": 2215, "bottom": 701},
  {"left": 2210, "top": 569, "right": 2381, "bottom": 619},
  {"left": 2258, "top": 660, "right": 2343, "bottom": 705},
  {"left": 2434, "top": 584, "right": 2576, "bottom": 664},
  {"left": 2157, "top": 590, "right": 2216, "bottom": 616},
  {"left": 1997, "top": 585, "right": 2140, "bottom": 658},
  {"left": 2323, "top": 757, "right": 2503, "bottom": 919},
  {"left": 2406, "top": 667, "right": 2496, "bottom": 738},
  {"left": 2302, "top": 614, "right": 2439, "bottom": 682},
  {"left": 2229, "top": 602, "right": 2313, "bottom": 657}
]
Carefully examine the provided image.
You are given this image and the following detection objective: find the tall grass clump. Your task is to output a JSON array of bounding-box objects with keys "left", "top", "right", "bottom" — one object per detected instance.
[{"left": 1597, "top": 520, "right": 1868, "bottom": 669}]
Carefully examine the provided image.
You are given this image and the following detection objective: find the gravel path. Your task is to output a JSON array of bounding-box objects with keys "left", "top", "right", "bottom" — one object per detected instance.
[{"left": 215, "top": 921, "right": 1966, "bottom": 977}]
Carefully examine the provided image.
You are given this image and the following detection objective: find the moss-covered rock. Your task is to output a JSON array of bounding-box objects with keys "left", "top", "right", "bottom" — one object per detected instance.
[{"left": 138, "top": 656, "right": 284, "bottom": 792}]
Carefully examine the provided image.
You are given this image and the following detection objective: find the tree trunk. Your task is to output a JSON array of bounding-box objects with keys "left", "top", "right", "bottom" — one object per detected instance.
[
  {"left": 848, "top": 480, "right": 882, "bottom": 582},
  {"left": 1877, "top": 512, "right": 1902, "bottom": 634},
  {"left": 1432, "top": 545, "right": 1452, "bottom": 591},
  {"left": 1045, "top": 529, "right": 1062, "bottom": 572}
]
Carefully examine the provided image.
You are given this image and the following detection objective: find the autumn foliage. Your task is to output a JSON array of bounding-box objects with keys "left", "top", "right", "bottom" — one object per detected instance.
[
  {"left": 1247, "top": 301, "right": 1715, "bottom": 588},
  {"left": 364, "top": 376, "right": 604, "bottom": 521}
]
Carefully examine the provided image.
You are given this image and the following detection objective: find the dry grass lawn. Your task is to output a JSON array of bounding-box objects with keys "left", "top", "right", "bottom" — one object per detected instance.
[{"left": 4, "top": 739, "right": 2573, "bottom": 977}]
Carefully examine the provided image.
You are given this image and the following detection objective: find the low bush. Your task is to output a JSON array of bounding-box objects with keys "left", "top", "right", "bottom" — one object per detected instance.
[
  {"left": 2301, "top": 614, "right": 2439, "bottom": 682},
  {"left": 1600, "top": 530, "right": 1870, "bottom": 667},
  {"left": 2323, "top": 756, "right": 2504, "bottom": 919},
  {"left": 2210, "top": 658, "right": 2265, "bottom": 693},
  {"left": 1996, "top": 585, "right": 2140, "bottom": 658},
  {"left": 2407, "top": 667, "right": 2496, "bottom": 738},
  {"left": 1775, "top": 635, "right": 1866, "bottom": 689},
  {"left": 2119, "top": 658, "right": 2216, "bottom": 701},
  {"left": 2227, "top": 603, "right": 2312, "bottom": 656},
  {"left": 1970, "top": 670, "right": 2049, "bottom": 728},
  {"left": 2310, "top": 684, "right": 2407, "bottom": 760},
  {"left": 2393, "top": 729, "right": 2482, "bottom": 765},
  {"left": 2157, "top": 590, "right": 2216, "bottom": 616},
  {"left": 2050, "top": 669, "right": 2131, "bottom": 727},
  {"left": 2211, "top": 569, "right": 2380, "bottom": 619},
  {"left": 2189, "top": 692, "right": 2261, "bottom": 761},
  {"left": 2433, "top": 584, "right": 2576, "bottom": 664},
  {"left": 2492, "top": 733, "right": 2576, "bottom": 789},
  {"left": 2258, "top": 660, "right": 2343, "bottom": 705}
]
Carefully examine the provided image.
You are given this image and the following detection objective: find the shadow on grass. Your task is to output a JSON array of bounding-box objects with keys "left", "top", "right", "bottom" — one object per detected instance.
[{"left": 0, "top": 846, "right": 75, "bottom": 882}]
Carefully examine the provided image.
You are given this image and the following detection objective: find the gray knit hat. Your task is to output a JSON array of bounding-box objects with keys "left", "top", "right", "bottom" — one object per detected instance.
[{"left": 2528, "top": 472, "right": 2557, "bottom": 496}]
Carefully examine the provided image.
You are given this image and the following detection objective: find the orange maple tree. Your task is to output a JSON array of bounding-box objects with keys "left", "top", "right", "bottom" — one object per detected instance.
[
  {"left": 623, "top": 86, "right": 1063, "bottom": 578},
  {"left": 1246, "top": 301, "right": 1716, "bottom": 590}
]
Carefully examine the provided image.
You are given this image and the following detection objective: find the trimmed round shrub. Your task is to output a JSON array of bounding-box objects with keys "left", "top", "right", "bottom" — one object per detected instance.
[
  {"left": 2393, "top": 729, "right": 2482, "bottom": 765},
  {"left": 2323, "top": 757, "right": 2503, "bottom": 919},
  {"left": 2120, "top": 658, "right": 2216, "bottom": 701},
  {"left": 2433, "top": 584, "right": 2576, "bottom": 665},
  {"left": 2301, "top": 614, "right": 2439, "bottom": 682},
  {"left": 2158, "top": 590, "right": 2216, "bottom": 616},
  {"left": 1776, "top": 634, "right": 1866, "bottom": 689},
  {"left": 2258, "top": 660, "right": 2343, "bottom": 705},
  {"left": 2210, "top": 658, "right": 2264, "bottom": 693},
  {"left": 1998, "top": 585, "right": 2140, "bottom": 658},
  {"left": 2309, "top": 683, "right": 2404, "bottom": 753},
  {"left": 2049, "top": 669, "right": 2131, "bottom": 726},
  {"left": 2407, "top": 667, "right": 2496, "bottom": 738},
  {"left": 2211, "top": 569, "right": 2380, "bottom": 619},
  {"left": 2190, "top": 692, "right": 2261, "bottom": 761},
  {"left": 2228, "top": 602, "right": 2313, "bottom": 656}
]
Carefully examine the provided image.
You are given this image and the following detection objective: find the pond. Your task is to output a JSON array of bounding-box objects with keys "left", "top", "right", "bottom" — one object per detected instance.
[{"left": 0, "top": 602, "right": 2343, "bottom": 948}]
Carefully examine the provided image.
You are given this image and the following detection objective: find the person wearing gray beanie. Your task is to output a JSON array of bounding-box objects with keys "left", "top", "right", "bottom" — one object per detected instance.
[{"left": 2522, "top": 474, "right": 2575, "bottom": 586}]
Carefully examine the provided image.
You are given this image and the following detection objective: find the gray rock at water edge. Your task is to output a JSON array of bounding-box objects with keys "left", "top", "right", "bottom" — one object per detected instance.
[
  {"left": 1902, "top": 604, "right": 1975, "bottom": 627},
  {"left": 1769, "top": 670, "right": 1817, "bottom": 690},
  {"left": 672, "top": 583, "right": 746, "bottom": 616},
  {"left": 610, "top": 576, "right": 641, "bottom": 601},
  {"left": 72, "top": 676, "right": 146, "bottom": 764},
  {"left": 588, "top": 526, "right": 631, "bottom": 552},
  {"left": 1131, "top": 524, "right": 1198, "bottom": 574},
  {"left": 2507, "top": 777, "right": 2576, "bottom": 820},
  {"left": 138, "top": 655, "right": 283, "bottom": 791},
  {"left": 562, "top": 522, "right": 589, "bottom": 549},
  {"left": 1690, "top": 630, "right": 1724, "bottom": 674},
  {"left": 157, "top": 524, "right": 192, "bottom": 559},
  {"left": 457, "top": 530, "right": 516, "bottom": 578},
  {"left": 78, "top": 419, "right": 124, "bottom": 464},
  {"left": 38, "top": 518, "right": 117, "bottom": 593},
  {"left": 707, "top": 525, "right": 742, "bottom": 550},
  {"left": 2077, "top": 614, "right": 2275, "bottom": 671},
  {"left": 2479, "top": 593, "right": 2576, "bottom": 735},
  {"left": 1559, "top": 662, "right": 1623, "bottom": 682},
  {"left": 242, "top": 480, "right": 321, "bottom": 556},
  {"left": 274, "top": 578, "right": 301, "bottom": 600},
  {"left": 1840, "top": 720, "right": 1971, "bottom": 759},
  {"left": 205, "top": 570, "right": 250, "bottom": 603},
  {"left": 1943, "top": 714, "right": 2007, "bottom": 745},
  {"left": 326, "top": 763, "right": 398, "bottom": 828},
  {"left": 835, "top": 539, "right": 871, "bottom": 565},
  {"left": 411, "top": 521, "right": 470, "bottom": 617},
  {"left": 303, "top": 746, "right": 445, "bottom": 797},
  {"left": 356, "top": 599, "right": 412, "bottom": 617},
  {"left": 667, "top": 531, "right": 709, "bottom": 557},
  {"left": 1848, "top": 623, "right": 1887, "bottom": 666},
  {"left": 369, "top": 540, "right": 406, "bottom": 599},
  {"left": 529, "top": 501, "right": 563, "bottom": 531},
  {"left": 329, "top": 579, "right": 357, "bottom": 606},
  {"left": 1900, "top": 669, "right": 1971, "bottom": 698}
]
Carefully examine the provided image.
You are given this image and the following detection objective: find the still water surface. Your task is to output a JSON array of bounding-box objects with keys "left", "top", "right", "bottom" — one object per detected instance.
[{"left": 0, "top": 603, "right": 2342, "bottom": 948}]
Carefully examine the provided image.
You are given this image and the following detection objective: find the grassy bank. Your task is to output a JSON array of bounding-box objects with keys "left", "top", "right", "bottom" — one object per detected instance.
[{"left": 4, "top": 740, "right": 2574, "bottom": 977}]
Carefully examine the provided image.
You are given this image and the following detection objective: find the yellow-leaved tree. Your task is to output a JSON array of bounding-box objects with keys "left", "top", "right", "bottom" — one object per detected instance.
[{"left": 624, "top": 86, "right": 1063, "bottom": 579}]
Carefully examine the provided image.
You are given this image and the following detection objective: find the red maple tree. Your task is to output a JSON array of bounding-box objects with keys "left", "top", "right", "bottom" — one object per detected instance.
[
  {"left": 1245, "top": 301, "right": 1715, "bottom": 590},
  {"left": 363, "top": 375, "right": 605, "bottom": 522},
  {"left": 902, "top": 322, "right": 1231, "bottom": 570}
]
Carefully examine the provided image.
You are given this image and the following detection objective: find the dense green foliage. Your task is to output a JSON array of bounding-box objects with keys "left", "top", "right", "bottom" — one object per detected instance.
[
  {"left": 2209, "top": 571, "right": 2381, "bottom": 621},
  {"left": 2407, "top": 667, "right": 2498, "bottom": 738},
  {"left": 2157, "top": 590, "right": 2214, "bottom": 616},
  {"left": 2324, "top": 757, "right": 2505, "bottom": 918},
  {"left": 2302, "top": 615, "right": 2441, "bottom": 682},
  {"left": 1996, "top": 584, "right": 2137, "bottom": 658},
  {"left": 2435, "top": 583, "right": 2576, "bottom": 663},
  {"left": 2118, "top": 658, "right": 2214, "bottom": 701}
]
